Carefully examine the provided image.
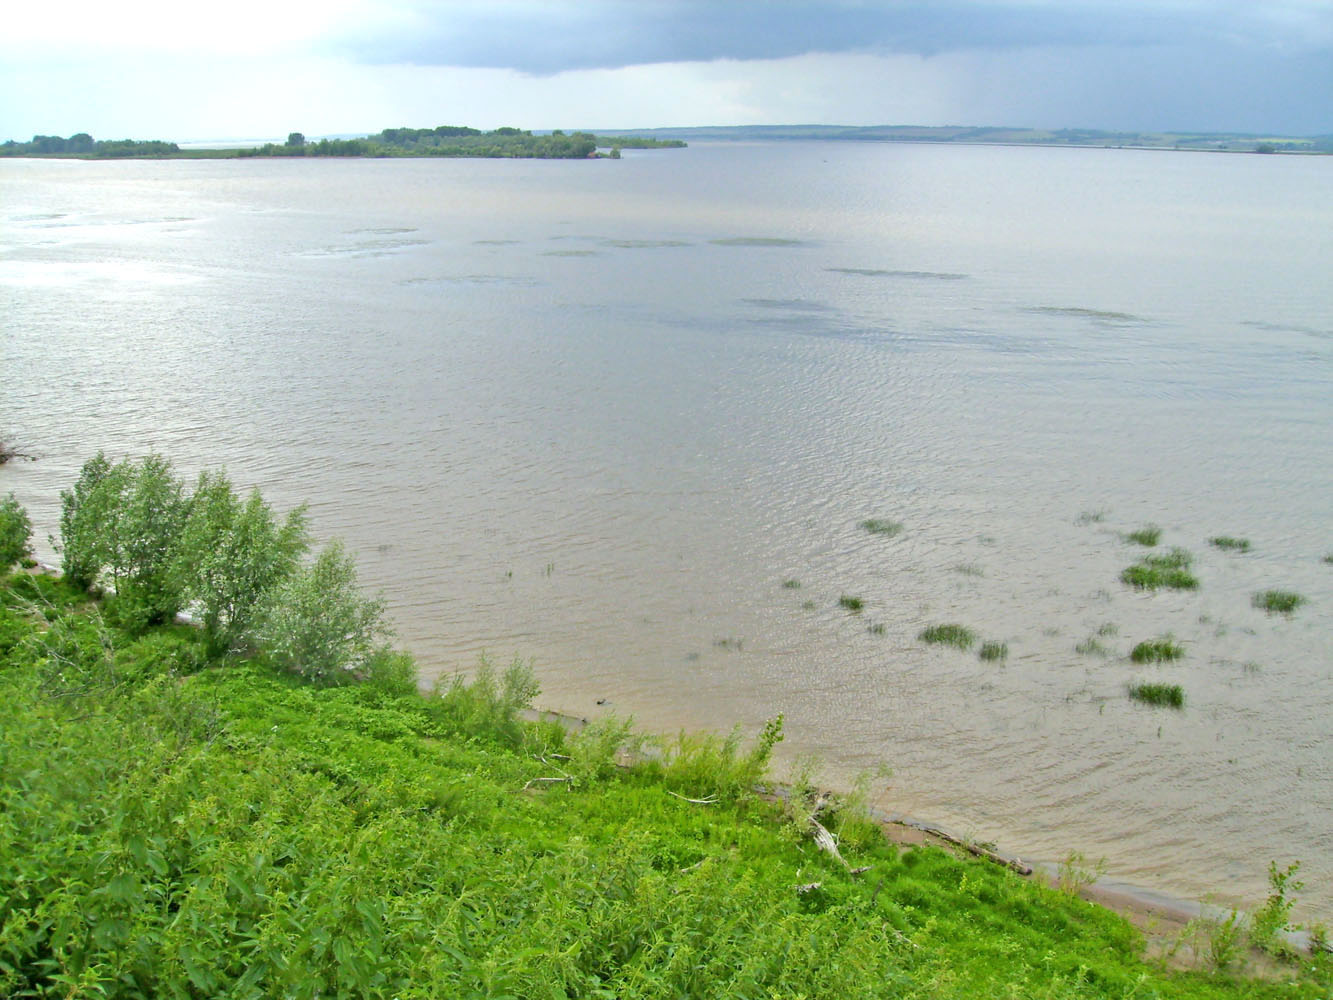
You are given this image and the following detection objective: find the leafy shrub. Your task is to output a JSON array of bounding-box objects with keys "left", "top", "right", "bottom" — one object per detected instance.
[
  {"left": 249, "top": 539, "right": 390, "bottom": 684},
  {"left": 1249, "top": 860, "right": 1303, "bottom": 956},
  {"left": 172, "top": 470, "right": 309, "bottom": 656},
  {"left": 431, "top": 653, "right": 538, "bottom": 744},
  {"left": 0, "top": 493, "right": 32, "bottom": 570},
  {"left": 59, "top": 452, "right": 189, "bottom": 625}
]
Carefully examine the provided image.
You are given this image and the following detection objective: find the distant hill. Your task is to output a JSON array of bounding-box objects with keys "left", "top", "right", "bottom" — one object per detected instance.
[{"left": 575, "top": 123, "right": 1333, "bottom": 153}]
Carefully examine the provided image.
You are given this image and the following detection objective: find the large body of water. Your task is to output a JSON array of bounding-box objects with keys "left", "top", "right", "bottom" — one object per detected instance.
[{"left": 3, "top": 142, "right": 1330, "bottom": 920}]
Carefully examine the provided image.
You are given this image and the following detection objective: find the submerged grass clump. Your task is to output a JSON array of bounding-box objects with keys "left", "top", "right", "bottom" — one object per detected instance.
[
  {"left": 781, "top": 579, "right": 802, "bottom": 589},
  {"left": 1252, "top": 589, "right": 1307, "bottom": 615},
  {"left": 838, "top": 595, "right": 864, "bottom": 612},
  {"left": 978, "top": 640, "right": 1008, "bottom": 661},
  {"left": 1209, "top": 536, "right": 1251, "bottom": 553},
  {"left": 1129, "top": 682, "right": 1185, "bottom": 709},
  {"left": 919, "top": 623, "right": 976, "bottom": 650},
  {"left": 1126, "top": 524, "right": 1162, "bottom": 546},
  {"left": 859, "top": 518, "right": 903, "bottom": 538},
  {"left": 1130, "top": 637, "right": 1184, "bottom": 663},
  {"left": 1120, "top": 547, "right": 1198, "bottom": 591},
  {"left": 1075, "top": 637, "right": 1113, "bottom": 657}
]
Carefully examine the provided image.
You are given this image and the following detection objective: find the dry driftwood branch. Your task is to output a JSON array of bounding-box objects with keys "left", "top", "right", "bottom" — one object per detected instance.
[
  {"left": 794, "top": 881, "right": 823, "bottom": 893},
  {"left": 914, "top": 824, "right": 1033, "bottom": 876},
  {"left": 810, "top": 817, "right": 849, "bottom": 869},
  {"left": 667, "top": 790, "right": 718, "bottom": 805}
]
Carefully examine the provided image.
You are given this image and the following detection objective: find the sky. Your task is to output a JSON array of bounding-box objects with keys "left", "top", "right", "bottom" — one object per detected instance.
[{"left": 2, "top": 0, "right": 1330, "bottom": 142}]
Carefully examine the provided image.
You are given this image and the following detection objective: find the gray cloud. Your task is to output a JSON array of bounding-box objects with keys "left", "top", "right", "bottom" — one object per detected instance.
[{"left": 338, "top": 1, "right": 1330, "bottom": 74}]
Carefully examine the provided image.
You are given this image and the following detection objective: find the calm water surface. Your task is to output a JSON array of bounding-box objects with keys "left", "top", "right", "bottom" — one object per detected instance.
[{"left": 3, "top": 143, "right": 1330, "bottom": 919}]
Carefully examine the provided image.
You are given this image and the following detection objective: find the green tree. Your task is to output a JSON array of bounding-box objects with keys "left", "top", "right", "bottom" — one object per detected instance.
[
  {"left": 59, "top": 451, "right": 117, "bottom": 589},
  {"left": 0, "top": 493, "right": 32, "bottom": 570},
  {"left": 286, "top": 131, "right": 306, "bottom": 147},
  {"left": 249, "top": 539, "right": 390, "bottom": 684},
  {"left": 59, "top": 453, "right": 188, "bottom": 625},
  {"left": 172, "top": 470, "right": 310, "bottom": 656}
]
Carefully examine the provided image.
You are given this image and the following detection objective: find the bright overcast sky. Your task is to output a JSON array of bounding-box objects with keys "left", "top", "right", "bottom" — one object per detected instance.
[{"left": 3, "top": 1, "right": 1330, "bottom": 141}]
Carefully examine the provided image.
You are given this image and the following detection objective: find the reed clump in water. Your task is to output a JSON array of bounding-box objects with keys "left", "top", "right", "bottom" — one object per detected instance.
[
  {"left": 859, "top": 518, "right": 903, "bottom": 537},
  {"left": 1130, "top": 637, "right": 1184, "bottom": 663},
  {"left": 1252, "top": 590, "right": 1306, "bottom": 615},
  {"left": 1121, "top": 548, "right": 1198, "bottom": 591},
  {"left": 1209, "top": 536, "right": 1251, "bottom": 553},
  {"left": 1126, "top": 524, "right": 1162, "bottom": 546},
  {"left": 1129, "top": 682, "right": 1185, "bottom": 708},
  {"left": 919, "top": 624, "right": 977, "bottom": 650}
]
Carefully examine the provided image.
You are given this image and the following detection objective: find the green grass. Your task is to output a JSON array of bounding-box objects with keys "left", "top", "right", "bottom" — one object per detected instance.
[
  {"left": 1252, "top": 589, "right": 1307, "bottom": 615},
  {"left": 1209, "top": 536, "right": 1251, "bottom": 553},
  {"left": 918, "top": 623, "right": 977, "bottom": 650},
  {"left": 1126, "top": 524, "right": 1162, "bottom": 546},
  {"left": 859, "top": 518, "right": 903, "bottom": 537},
  {"left": 838, "top": 594, "right": 865, "bottom": 612},
  {"left": 1130, "top": 637, "right": 1185, "bottom": 663},
  {"left": 781, "top": 578, "right": 802, "bottom": 589},
  {"left": 1129, "top": 682, "right": 1185, "bottom": 709},
  {"left": 1323, "top": 553, "right": 1333, "bottom": 565},
  {"left": 978, "top": 640, "right": 1008, "bottom": 661},
  {"left": 1121, "top": 547, "right": 1199, "bottom": 591},
  {"left": 1, "top": 573, "right": 1329, "bottom": 999},
  {"left": 867, "top": 622, "right": 886, "bottom": 636}
]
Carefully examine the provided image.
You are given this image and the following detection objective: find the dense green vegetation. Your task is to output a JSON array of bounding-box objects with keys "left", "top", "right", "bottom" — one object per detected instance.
[
  {"left": 1, "top": 472, "right": 1328, "bottom": 996},
  {"left": 0, "top": 134, "right": 180, "bottom": 157},
  {"left": 3, "top": 567, "right": 1328, "bottom": 997},
  {"left": 2, "top": 128, "right": 685, "bottom": 160}
]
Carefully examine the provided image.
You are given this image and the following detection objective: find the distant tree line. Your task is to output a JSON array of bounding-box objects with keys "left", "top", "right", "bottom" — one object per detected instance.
[
  {"left": 241, "top": 126, "right": 685, "bottom": 159},
  {"left": 3, "top": 127, "right": 686, "bottom": 160},
  {"left": 0, "top": 133, "right": 180, "bottom": 157}
]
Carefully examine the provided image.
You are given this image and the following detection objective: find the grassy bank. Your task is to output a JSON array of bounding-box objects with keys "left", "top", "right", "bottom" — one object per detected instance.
[{"left": 1, "top": 572, "right": 1327, "bottom": 998}]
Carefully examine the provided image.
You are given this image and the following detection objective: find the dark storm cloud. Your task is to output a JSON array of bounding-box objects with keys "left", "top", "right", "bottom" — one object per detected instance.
[{"left": 340, "top": 1, "right": 1327, "bottom": 73}]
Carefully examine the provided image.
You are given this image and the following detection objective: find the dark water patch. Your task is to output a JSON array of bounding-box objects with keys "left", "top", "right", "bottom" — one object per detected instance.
[
  {"left": 828, "top": 267, "right": 967, "bottom": 280},
  {"left": 542, "top": 250, "right": 600, "bottom": 257},
  {"left": 10, "top": 212, "right": 69, "bottom": 222},
  {"left": 743, "top": 298, "right": 834, "bottom": 313},
  {"left": 1241, "top": 320, "right": 1332, "bottom": 341},
  {"left": 399, "top": 274, "right": 540, "bottom": 288},
  {"left": 1026, "top": 306, "right": 1145, "bottom": 323},
  {"left": 302, "top": 237, "right": 431, "bottom": 258},
  {"left": 711, "top": 237, "right": 809, "bottom": 247},
  {"left": 602, "top": 239, "right": 692, "bottom": 249}
]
